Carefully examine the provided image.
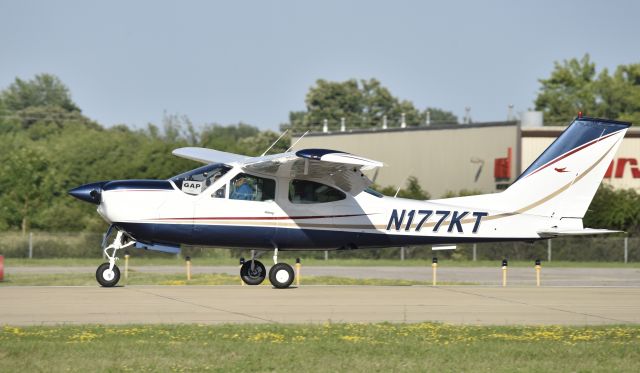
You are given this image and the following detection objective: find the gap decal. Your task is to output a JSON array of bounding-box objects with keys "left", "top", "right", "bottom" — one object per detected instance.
[{"left": 386, "top": 209, "right": 488, "bottom": 233}]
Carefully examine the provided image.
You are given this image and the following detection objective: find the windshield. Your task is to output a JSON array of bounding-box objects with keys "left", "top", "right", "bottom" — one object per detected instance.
[{"left": 171, "top": 163, "right": 231, "bottom": 195}]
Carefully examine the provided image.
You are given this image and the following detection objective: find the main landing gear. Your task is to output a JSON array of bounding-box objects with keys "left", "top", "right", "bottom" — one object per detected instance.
[
  {"left": 240, "top": 248, "right": 295, "bottom": 289},
  {"left": 96, "top": 231, "right": 134, "bottom": 287}
]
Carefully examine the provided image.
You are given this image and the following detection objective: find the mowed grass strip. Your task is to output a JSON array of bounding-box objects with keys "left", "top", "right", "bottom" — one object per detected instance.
[
  {"left": 0, "top": 272, "right": 468, "bottom": 286},
  {"left": 1, "top": 323, "right": 639, "bottom": 372}
]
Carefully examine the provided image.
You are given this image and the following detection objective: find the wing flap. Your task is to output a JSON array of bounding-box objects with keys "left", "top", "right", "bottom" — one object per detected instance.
[{"left": 295, "top": 149, "right": 383, "bottom": 170}]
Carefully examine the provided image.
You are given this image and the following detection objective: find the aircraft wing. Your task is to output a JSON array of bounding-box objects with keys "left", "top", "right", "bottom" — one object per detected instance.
[
  {"left": 172, "top": 147, "right": 248, "bottom": 164},
  {"left": 242, "top": 149, "right": 383, "bottom": 194},
  {"left": 173, "top": 146, "right": 383, "bottom": 194}
]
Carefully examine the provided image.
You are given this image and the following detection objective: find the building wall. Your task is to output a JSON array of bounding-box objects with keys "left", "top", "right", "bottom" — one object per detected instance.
[
  {"left": 521, "top": 127, "right": 640, "bottom": 191},
  {"left": 292, "top": 123, "right": 517, "bottom": 198}
]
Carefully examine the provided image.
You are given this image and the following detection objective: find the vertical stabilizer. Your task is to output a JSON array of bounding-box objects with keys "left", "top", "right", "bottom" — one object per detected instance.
[{"left": 504, "top": 117, "right": 630, "bottom": 219}]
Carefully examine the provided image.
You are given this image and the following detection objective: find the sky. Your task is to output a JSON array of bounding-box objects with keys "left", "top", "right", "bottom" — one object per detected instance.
[{"left": 1, "top": 0, "right": 639, "bottom": 131}]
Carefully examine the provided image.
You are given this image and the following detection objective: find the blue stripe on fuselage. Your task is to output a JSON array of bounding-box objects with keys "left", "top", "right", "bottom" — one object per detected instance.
[{"left": 115, "top": 222, "right": 534, "bottom": 250}]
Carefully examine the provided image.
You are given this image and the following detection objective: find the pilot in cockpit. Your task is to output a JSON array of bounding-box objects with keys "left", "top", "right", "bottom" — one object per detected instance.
[{"left": 231, "top": 176, "right": 254, "bottom": 200}]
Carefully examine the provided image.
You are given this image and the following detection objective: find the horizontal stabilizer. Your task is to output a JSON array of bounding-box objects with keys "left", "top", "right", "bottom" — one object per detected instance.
[
  {"left": 432, "top": 245, "right": 457, "bottom": 251},
  {"left": 537, "top": 228, "right": 624, "bottom": 238}
]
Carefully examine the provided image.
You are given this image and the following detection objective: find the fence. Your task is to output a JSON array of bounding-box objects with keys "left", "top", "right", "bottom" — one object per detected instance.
[{"left": 0, "top": 231, "right": 637, "bottom": 263}]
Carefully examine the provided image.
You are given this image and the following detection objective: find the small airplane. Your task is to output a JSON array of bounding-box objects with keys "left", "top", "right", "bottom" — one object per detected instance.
[{"left": 70, "top": 116, "right": 630, "bottom": 288}]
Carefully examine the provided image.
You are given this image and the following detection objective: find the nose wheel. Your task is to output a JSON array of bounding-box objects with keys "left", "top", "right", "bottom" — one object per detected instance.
[{"left": 96, "top": 262, "right": 121, "bottom": 287}]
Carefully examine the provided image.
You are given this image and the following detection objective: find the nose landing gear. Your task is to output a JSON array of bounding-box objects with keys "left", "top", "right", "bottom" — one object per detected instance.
[{"left": 96, "top": 230, "right": 134, "bottom": 287}]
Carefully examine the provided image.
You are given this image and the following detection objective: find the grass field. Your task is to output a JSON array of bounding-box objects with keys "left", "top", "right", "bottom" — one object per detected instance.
[
  {"left": 0, "top": 272, "right": 453, "bottom": 287},
  {"left": 5, "top": 257, "right": 640, "bottom": 268},
  {"left": 1, "top": 323, "right": 638, "bottom": 372}
]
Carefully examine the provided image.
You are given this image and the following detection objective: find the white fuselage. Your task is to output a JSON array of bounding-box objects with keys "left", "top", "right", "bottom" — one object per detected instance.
[{"left": 97, "top": 165, "right": 549, "bottom": 250}]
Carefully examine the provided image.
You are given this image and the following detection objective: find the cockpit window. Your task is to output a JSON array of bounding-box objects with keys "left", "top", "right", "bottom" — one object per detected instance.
[
  {"left": 229, "top": 173, "right": 276, "bottom": 201},
  {"left": 289, "top": 179, "right": 346, "bottom": 204},
  {"left": 171, "top": 164, "right": 231, "bottom": 195}
]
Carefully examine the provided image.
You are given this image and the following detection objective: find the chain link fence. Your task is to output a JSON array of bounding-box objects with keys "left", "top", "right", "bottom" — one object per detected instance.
[{"left": 0, "top": 231, "right": 637, "bottom": 262}]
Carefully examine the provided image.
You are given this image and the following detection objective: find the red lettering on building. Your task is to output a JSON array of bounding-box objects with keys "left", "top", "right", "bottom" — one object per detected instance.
[
  {"left": 605, "top": 158, "right": 640, "bottom": 179},
  {"left": 604, "top": 161, "right": 614, "bottom": 178},
  {"left": 494, "top": 147, "right": 512, "bottom": 179}
]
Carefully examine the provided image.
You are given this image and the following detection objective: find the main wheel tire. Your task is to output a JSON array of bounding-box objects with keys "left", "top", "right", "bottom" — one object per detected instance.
[
  {"left": 269, "top": 263, "right": 295, "bottom": 289},
  {"left": 96, "top": 262, "right": 121, "bottom": 287},
  {"left": 240, "top": 260, "right": 266, "bottom": 285}
]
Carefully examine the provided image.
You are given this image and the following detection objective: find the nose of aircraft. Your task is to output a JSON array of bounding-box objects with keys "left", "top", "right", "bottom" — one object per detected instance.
[{"left": 68, "top": 181, "right": 108, "bottom": 204}]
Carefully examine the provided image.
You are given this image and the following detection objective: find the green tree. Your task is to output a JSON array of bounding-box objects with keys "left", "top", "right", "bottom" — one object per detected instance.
[
  {"left": 1, "top": 74, "right": 80, "bottom": 113},
  {"left": 595, "top": 63, "right": 640, "bottom": 124},
  {"left": 238, "top": 130, "right": 290, "bottom": 156},
  {"left": 372, "top": 176, "right": 430, "bottom": 200},
  {"left": 287, "top": 78, "right": 456, "bottom": 132},
  {"left": 535, "top": 54, "right": 597, "bottom": 124},
  {"left": 424, "top": 107, "right": 458, "bottom": 124},
  {"left": 0, "top": 141, "right": 51, "bottom": 234},
  {"left": 199, "top": 123, "right": 260, "bottom": 153},
  {"left": 584, "top": 185, "right": 640, "bottom": 233},
  {"left": 303, "top": 79, "right": 364, "bottom": 131},
  {"left": 441, "top": 189, "right": 483, "bottom": 198},
  {"left": 535, "top": 55, "right": 640, "bottom": 124}
]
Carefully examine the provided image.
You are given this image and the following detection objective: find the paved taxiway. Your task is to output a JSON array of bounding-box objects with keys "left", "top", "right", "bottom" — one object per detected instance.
[
  {"left": 1, "top": 285, "right": 639, "bottom": 326},
  {"left": 8, "top": 266, "right": 640, "bottom": 286}
]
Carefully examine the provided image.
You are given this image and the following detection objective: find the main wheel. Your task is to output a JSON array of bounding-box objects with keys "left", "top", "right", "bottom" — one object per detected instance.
[
  {"left": 269, "top": 263, "right": 295, "bottom": 289},
  {"left": 240, "top": 260, "right": 266, "bottom": 285},
  {"left": 96, "top": 262, "right": 121, "bottom": 287}
]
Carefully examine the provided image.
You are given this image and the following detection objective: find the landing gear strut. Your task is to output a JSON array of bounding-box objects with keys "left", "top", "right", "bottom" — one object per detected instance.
[{"left": 96, "top": 231, "right": 134, "bottom": 287}]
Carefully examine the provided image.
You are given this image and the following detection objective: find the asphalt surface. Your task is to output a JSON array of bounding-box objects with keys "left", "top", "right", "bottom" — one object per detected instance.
[
  {"left": 1, "top": 285, "right": 639, "bottom": 326},
  {"left": 7, "top": 265, "right": 640, "bottom": 286}
]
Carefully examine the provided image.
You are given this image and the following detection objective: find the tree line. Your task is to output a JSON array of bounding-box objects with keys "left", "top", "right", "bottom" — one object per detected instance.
[{"left": 0, "top": 58, "right": 639, "bottom": 235}]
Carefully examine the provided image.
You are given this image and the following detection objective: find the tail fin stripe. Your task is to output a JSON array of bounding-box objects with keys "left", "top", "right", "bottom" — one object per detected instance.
[
  {"left": 466, "top": 139, "right": 620, "bottom": 224},
  {"left": 523, "top": 130, "right": 621, "bottom": 179}
]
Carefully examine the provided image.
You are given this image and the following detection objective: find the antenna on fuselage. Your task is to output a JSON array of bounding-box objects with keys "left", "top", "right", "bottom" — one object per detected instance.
[
  {"left": 260, "top": 129, "right": 289, "bottom": 156},
  {"left": 286, "top": 130, "right": 309, "bottom": 152},
  {"left": 394, "top": 184, "right": 403, "bottom": 198},
  {"left": 393, "top": 172, "right": 412, "bottom": 198}
]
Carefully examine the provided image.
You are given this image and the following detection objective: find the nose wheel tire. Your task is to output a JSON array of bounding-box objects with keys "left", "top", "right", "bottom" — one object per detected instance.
[
  {"left": 269, "top": 263, "right": 295, "bottom": 289},
  {"left": 96, "top": 262, "right": 121, "bottom": 287},
  {"left": 240, "top": 260, "right": 266, "bottom": 285}
]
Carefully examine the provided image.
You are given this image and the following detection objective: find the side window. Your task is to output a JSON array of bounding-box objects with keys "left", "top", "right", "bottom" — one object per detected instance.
[
  {"left": 230, "top": 173, "right": 275, "bottom": 201},
  {"left": 213, "top": 185, "right": 226, "bottom": 198},
  {"left": 289, "top": 180, "right": 346, "bottom": 204}
]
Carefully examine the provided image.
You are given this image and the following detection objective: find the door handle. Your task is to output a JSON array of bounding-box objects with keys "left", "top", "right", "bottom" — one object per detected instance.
[{"left": 265, "top": 210, "right": 274, "bottom": 215}]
